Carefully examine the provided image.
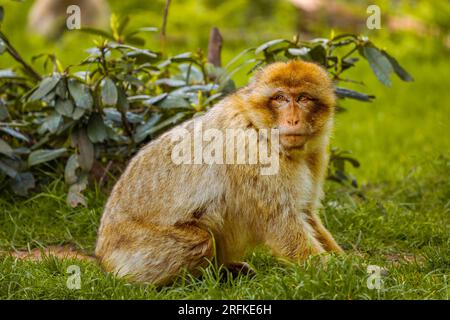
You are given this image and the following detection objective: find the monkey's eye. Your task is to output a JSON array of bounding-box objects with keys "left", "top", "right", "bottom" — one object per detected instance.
[
  {"left": 273, "top": 94, "right": 288, "bottom": 102},
  {"left": 297, "top": 95, "right": 311, "bottom": 103}
]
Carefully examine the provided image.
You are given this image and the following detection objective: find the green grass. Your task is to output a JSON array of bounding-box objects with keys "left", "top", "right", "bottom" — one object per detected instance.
[{"left": 0, "top": 160, "right": 448, "bottom": 299}]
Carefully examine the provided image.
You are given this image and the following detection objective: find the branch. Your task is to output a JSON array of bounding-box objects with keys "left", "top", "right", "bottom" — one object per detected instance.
[
  {"left": 0, "top": 30, "right": 42, "bottom": 81},
  {"left": 160, "top": 0, "right": 171, "bottom": 52}
]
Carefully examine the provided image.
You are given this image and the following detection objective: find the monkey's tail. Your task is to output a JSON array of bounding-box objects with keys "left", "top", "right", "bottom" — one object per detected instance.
[{"left": 3, "top": 245, "right": 96, "bottom": 262}]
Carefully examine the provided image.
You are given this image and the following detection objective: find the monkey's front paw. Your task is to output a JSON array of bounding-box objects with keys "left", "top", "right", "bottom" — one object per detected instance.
[{"left": 223, "top": 262, "right": 256, "bottom": 278}]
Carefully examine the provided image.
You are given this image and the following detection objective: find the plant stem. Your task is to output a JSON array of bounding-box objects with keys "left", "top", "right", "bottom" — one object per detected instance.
[
  {"left": 341, "top": 45, "right": 358, "bottom": 61},
  {"left": 160, "top": 0, "right": 171, "bottom": 53},
  {"left": 161, "top": 0, "right": 171, "bottom": 37},
  {"left": 0, "top": 31, "right": 42, "bottom": 82}
]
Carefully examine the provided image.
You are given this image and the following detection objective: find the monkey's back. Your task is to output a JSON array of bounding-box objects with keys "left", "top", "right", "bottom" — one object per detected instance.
[{"left": 95, "top": 107, "right": 234, "bottom": 258}]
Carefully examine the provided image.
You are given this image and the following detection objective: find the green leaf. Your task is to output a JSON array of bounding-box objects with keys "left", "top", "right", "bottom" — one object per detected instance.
[
  {"left": 117, "top": 86, "right": 130, "bottom": 112},
  {"left": 134, "top": 113, "right": 163, "bottom": 143},
  {"left": 13, "top": 147, "right": 31, "bottom": 156},
  {"left": 0, "top": 104, "right": 8, "bottom": 121},
  {"left": 11, "top": 172, "right": 35, "bottom": 196},
  {"left": 64, "top": 154, "right": 79, "bottom": 185},
  {"left": 137, "top": 27, "right": 158, "bottom": 33},
  {"left": 29, "top": 75, "right": 61, "bottom": 101},
  {"left": 224, "top": 48, "right": 254, "bottom": 70},
  {"left": 340, "top": 156, "right": 361, "bottom": 168},
  {"left": 42, "top": 91, "right": 56, "bottom": 106},
  {"left": 103, "top": 109, "right": 143, "bottom": 124},
  {"left": 0, "top": 138, "right": 13, "bottom": 157},
  {"left": 335, "top": 87, "right": 375, "bottom": 102},
  {"left": 117, "top": 15, "right": 130, "bottom": 36},
  {"left": 0, "top": 69, "right": 15, "bottom": 79},
  {"left": 381, "top": 50, "right": 414, "bottom": 82},
  {"left": 103, "top": 109, "right": 122, "bottom": 123},
  {"left": 67, "top": 173, "right": 88, "bottom": 207},
  {"left": 141, "top": 93, "right": 168, "bottom": 106},
  {"left": 123, "top": 75, "right": 144, "bottom": 87},
  {"left": 76, "top": 128, "right": 94, "bottom": 172},
  {"left": 111, "top": 14, "right": 129, "bottom": 40},
  {"left": 157, "top": 94, "right": 191, "bottom": 110},
  {"left": 172, "top": 84, "right": 218, "bottom": 94},
  {"left": 125, "top": 36, "right": 145, "bottom": 46},
  {"left": 123, "top": 27, "right": 159, "bottom": 39},
  {"left": 0, "top": 6, "right": 4, "bottom": 24},
  {"left": 155, "top": 78, "right": 186, "bottom": 87},
  {"left": 55, "top": 99, "right": 74, "bottom": 117},
  {"left": 204, "top": 93, "right": 223, "bottom": 105},
  {"left": 68, "top": 79, "right": 93, "bottom": 110},
  {"left": 127, "top": 95, "right": 153, "bottom": 102},
  {"left": 55, "top": 79, "right": 67, "bottom": 98},
  {"left": 39, "top": 112, "right": 62, "bottom": 134},
  {"left": 80, "top": 28, "right": 114, "bottom": 40},
  {"left": 155, "top": 113, "right": 187, "bottom": 131},
  {"left": 101, "top": 77, "right": 118, "bottom": 106},
  {"left": 0, "top": 159, "right": 17, "bottom": 178},
  {"left": 170, "top": 52, "right": 193, "bottom": 62},
  {"left": 126, "top": 49, "right": 158, "bottom": 59},
  {"left": 72, "top": 107, "right": 86, "bottom": 120},
  {"left": 0, "top": 127, "right": 29, "bottom": 143},
  {"left": 255, "top": 39, "right": 288, "bottom": 55},
  {"left": 308, "top": 45, "right": 327, "bottom": 65},
  {"left": 28, "top": 148, "right": 67, "bottom": 167},
  {"left": 331, "top": 33, "right": 357, "bottom": 42},
  {"left": 87, "top": 113, "right": 108, "bottom": 143},
  {"left": 361, "top": 46, "right": 393, "bottom": 86},
  {"left": 287, "top": 48, "right": 310, "bottom": 56},
  {"left": 125, "top": 112, "right": 144, "bottom": 124}
]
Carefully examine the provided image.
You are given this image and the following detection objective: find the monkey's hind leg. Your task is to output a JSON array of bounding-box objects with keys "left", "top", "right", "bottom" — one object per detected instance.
[
  {"left": 308, "top": 213, "right": 343, "bottom": 253},
  {"left": 222, "top": 262, "right": 256, "bottom": 278},
  {"left": 96, "top": 221, "right": 214, "bottom": 286}
]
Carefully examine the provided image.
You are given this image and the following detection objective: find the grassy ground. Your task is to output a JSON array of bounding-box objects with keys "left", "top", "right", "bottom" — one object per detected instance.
[{"left": 0, "top": 1, "right": 449, "bottom": 300}]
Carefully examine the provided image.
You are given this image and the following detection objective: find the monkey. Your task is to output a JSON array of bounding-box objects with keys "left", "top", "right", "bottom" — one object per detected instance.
[
  {"left": 95, "top": 60, "right": 343, "bottom": 285},
  {"left": 28, "top": 0, "right": 110, "bottom": 39}
]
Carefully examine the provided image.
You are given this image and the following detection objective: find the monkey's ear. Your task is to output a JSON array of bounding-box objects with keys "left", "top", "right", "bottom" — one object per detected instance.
[
  {"left": 248, "top": 65, "right": 269, "bottom": 86},
  {"left": 237, "top": 86, "right": 253, "bottom": 101}
]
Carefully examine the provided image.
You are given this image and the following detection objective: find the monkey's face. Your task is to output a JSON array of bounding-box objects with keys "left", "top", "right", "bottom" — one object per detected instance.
[{"left": 246, "top": 60, "right": 336, "bottom": 150}]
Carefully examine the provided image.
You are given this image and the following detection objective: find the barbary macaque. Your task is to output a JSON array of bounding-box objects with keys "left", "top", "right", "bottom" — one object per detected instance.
[
  {"left": 28, "top": 0, "right": 109, "bottom": 38},
  {"left": 95, "top": 60, "right": 343, "bottom": 285}
]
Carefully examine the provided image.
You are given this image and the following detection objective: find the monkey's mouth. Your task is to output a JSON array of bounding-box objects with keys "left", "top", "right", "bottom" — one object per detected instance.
[{"left": 279, "top": 134, "right": 310, "bottom": 149}]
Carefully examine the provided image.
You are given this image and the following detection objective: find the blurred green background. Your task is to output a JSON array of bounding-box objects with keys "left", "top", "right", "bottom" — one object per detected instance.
[{"left": 1, "top": 0, "right": 449, "bottom": 75}]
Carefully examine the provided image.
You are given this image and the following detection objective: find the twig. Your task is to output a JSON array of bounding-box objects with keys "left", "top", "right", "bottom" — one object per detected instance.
[
  {"left": 160, "top": 0, "right": 171, "bottom": 52},
  {"left": 341, "top": 44, "right": 358, "bottom": 61},
  {"left": 99, "top": 160, "right": 113, "bottom": 187},
  {"left": 0, "top": 31, "right": 42, "bottom": 81}
]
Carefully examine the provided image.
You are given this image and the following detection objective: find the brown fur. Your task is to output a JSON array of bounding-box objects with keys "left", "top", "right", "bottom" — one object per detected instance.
[{"left": 95, "top": 60, "right": 343, "bottom": 285}]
